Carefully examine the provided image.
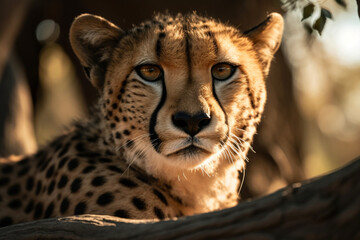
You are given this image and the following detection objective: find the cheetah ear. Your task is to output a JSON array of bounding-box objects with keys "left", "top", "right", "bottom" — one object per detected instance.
[
  {"left": 245, "top": 12, "right": 284, "bottom": 76},
  {"left": 70, "top": 14, "right": 125, "bottom": 89}
]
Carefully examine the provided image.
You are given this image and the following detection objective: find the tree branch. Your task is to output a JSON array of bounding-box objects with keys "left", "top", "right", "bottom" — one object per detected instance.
[{"left": 1, "top": 157, "right": 359, "bottom": 239}]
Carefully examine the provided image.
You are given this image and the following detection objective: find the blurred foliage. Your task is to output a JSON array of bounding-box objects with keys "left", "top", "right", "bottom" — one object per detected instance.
[{"left": 282, "top": 0, "right": 348, "bottom": 35}]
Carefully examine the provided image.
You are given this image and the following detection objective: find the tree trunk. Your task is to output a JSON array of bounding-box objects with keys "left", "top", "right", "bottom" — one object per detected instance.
[
  {"left": 0, "top": 0, "right": 37, "bottom": 157},
  {"left": 1, "top": 157, "right": 359, "bottom": 240}
]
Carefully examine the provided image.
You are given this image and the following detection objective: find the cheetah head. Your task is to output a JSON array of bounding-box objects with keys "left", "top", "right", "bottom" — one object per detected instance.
[{"left": 70, "top": 13, "right": 283, "bottom": 177}]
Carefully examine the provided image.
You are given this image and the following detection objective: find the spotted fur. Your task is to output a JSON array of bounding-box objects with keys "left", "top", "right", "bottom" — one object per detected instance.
[{"left": 0, "top": 12, "right": 283, "bottom": 227}]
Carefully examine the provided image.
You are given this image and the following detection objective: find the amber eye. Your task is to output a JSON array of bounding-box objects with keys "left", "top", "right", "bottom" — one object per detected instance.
[
  {"left": 211, "top": 63, "right": 236, "bottom": 81},
  {"left": 135, "top": 65, "right": 162, "bottom": 81}
]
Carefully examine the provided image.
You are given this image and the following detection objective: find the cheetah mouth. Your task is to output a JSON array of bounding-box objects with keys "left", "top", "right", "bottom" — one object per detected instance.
[{"left": 166, "top": 145, "right": 211, "bottom": 157}]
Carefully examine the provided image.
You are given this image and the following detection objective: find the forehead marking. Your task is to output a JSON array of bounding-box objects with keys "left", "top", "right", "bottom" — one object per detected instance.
[
  {"left": 182, "top": 19, "right": 192, "bottom": 84},
  {"left": 156, "top": 32, "right": 166, "bottom": 58}
]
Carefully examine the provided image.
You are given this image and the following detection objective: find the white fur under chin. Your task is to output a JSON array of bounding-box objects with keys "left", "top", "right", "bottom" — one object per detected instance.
[{"left": 129, "top": 144, "right": 245, "bottom": 214}]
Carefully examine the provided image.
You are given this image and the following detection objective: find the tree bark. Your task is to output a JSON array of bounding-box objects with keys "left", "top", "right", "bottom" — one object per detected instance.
[{"left": 1, "top": 157, "right": 359, "bottom": 240}]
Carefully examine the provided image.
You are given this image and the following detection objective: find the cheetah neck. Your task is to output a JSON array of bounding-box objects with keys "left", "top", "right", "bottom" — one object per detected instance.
[
  {"left": 90, "top": 107, "right": 246, "bottom": 215},
  {"left": 139, "top": 147, "right": 246, "bottom": 215},
  {"left": 168, "top": 159, "right": 243, "bottom": 214}
]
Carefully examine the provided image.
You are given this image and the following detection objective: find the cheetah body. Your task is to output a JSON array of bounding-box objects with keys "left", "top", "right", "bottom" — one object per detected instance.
[{"left": 0, "top": 12, "right": 283, "bottom": 227}]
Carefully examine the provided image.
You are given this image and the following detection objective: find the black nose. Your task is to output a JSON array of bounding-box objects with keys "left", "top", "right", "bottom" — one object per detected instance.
[{"left": 172, "top": 111, "right": 211, "bottom": 137}]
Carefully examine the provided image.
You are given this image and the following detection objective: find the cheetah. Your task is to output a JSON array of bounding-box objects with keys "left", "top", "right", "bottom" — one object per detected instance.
[{"left": 0, "top": 12, "right": 283, "bottom": 227}]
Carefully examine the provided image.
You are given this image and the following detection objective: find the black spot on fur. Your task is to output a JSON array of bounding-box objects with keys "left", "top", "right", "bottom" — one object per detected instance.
[
  {"left": 46, "top": 165, "right": 55, "bottom": 178},
  {"left": 35, "top": 181, "right": 42, "bottom": 195},
  {"left": 91, "top": 176, "right": 106, "bottom": 187},
  {"left": 17, "top": 167, "right": 30, "bottom": 177},
  {"left": 153, "top": 189, "right": 168, "bottom": 206},
  {"left": 1, "top": 164, "right": 13, "bottom": 174},
  {"left": 74, "top": 202, "right": 87, "bottom": 215},
  {"left": 67, "top": 158, "right": 79, "bottom": 171},
  {"left": 7, "top": 183, "right": 21, "bottom": 196},
  {"left": 58, "top": 142, "right": 71, "bottom": 158},
  {"left": 70, "top": 178, "right": 82, "bottom": 193},
  {"left": 25, "top": 199, "right": 34, "bottom": 213},
  {"left": 112, "top": 103, "right": 118, "bottom": 109},
  {"left": 159, "top": 32, "right": 166, "bottom": 38},
  {"left": 114, "top": 116, "right": 120, "bottom": 122},
  {"left": 0, "top": 216, "right": 13, "bottom": 227},
  {"left": 34, "top": 202, "right": 43, "bottom": 219},
  {"left": 87, "top": 135, "right": 99, "bottom": 143},
  {"left": 110, "top": 123, "right": 116, "bottom": 128},
  {"left": 58, "top": 157, "right": 69, "bottom": 169},
  {"left": 39, "top": 158, "right": 51, "bottom": 172},
  {"left": 47, "top": 180, "right": 56, "bottom": 195},
  {"left": 119, "top": 178, "right": 138, "bottom": 188},
  {"left": 77, "top": 152, "right": 101, "bottom": 158},
  {"left": 8, "top": 199, "right": 22, "bottom": 209},
  {"left": 58, "top": 175, "right": 68, "bottom": 189},
  {"left": 105, "top": 150, "right": 115, "bottom": 156},
  {"left": 114, "top": 209, "right": 130, "bottom": 218},
  {"left": 97, "top": 192, "right": 114, "bottom": 206},
  {"left": 19, "top": 157, "right": 30, "bottom": 165},
  {"left": 75, "top": 142, "right": 86, "bottom": 152},
  {"left": 86, "top": 191, "right": 93, "bottom": 197},
  {"left": 135, "top": 174, "right": 151, "bottom": 185},
  {"left": 132, "top": 197, "right": 146, "bottom": 210},
  {"left": 154, "top": 206, "right": 165, "bottom": 220},
  {"left": 82, "top": 165, "right": 96, "bottom": 174},
  {"left": 107, "top": 165, "right": 123, "bottom": 173},
  {"left": 115, "top": 132, "right": 122, "bottom": 139},
  {"left": 0, "top": 177, "right": 10, "bottom": 186},
  {"left": 123, "top": 130, "right": 130, "bottom": 136},
  {"left": 44, "top": 202, "right": 54, "bottom": 218},
  {"left": 98, "top": 157, "right": 112, "bottom": 163},
  {"left": 60, "top": 197, "right": 70, "bottom": 213},
  {"left": 87, "top": 159, "right": 96, "bottom": 164},
  {"left": 125, "top": 140, "right": 134, "bottom": 148},
  {"left": 26, "top": 177, "right": 34, "bottom": 191}
]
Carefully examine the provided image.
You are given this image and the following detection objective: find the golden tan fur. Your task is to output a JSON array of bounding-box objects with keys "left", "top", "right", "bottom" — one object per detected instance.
[{"left": 0, "top": 12, "right": 283, "bottom": 227}]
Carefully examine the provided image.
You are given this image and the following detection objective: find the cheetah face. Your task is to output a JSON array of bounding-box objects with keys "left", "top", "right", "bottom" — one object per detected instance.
[{"left": 70, "top": 13, "right": 283, "bottom": 174}]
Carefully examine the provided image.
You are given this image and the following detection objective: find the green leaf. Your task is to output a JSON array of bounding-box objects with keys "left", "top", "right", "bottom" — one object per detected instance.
[
  {"left": 313, "top": 15, "right": 327, "bottom": 35},
  {"left": 335, "top": 0, "right": 347, "bottom": 8},
  {"left": 302, "top": 3, "right": 315, "bottom": 21},
  {"left": 321, "top": 8, "right": 333, "bottom": 19}
]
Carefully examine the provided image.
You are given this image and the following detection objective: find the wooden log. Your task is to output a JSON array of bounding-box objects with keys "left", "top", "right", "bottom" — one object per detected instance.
[{"left": 1, "top": 157, "right": 359, "bottom": 240}]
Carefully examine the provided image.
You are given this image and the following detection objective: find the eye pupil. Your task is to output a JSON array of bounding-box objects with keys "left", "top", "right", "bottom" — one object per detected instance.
[
  {"left": 136, "top": 65, "right": 162, "bottom": 81},
  {"left": 211, "top": 63, "right": 235, "bottom": 80}
]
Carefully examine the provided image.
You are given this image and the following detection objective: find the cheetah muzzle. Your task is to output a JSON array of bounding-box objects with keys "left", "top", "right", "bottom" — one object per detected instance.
[{"left": 0, "top": 12, "right": 283, "bottom": 227}]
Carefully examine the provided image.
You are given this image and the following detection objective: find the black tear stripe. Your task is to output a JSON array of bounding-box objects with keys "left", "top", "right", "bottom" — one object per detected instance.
[
  {"left": 212, "top": 83, "right": 229, "bottom": 144},
  {"left": 149, "top": 79, "right": 167, "bottom": 152}
]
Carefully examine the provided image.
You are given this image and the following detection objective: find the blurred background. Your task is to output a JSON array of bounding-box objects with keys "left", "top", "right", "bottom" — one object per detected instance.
[{"left": 0, "top": 0, "right": 359, "bottom": 199}]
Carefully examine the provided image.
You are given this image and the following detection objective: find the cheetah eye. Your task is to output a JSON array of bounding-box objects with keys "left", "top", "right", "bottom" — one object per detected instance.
[
  {"left": 211, "top": 63, "right": 236, "bottom": 81},
  {"left": 135, "top": 65, "right": 163, "bottom": 81}
]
